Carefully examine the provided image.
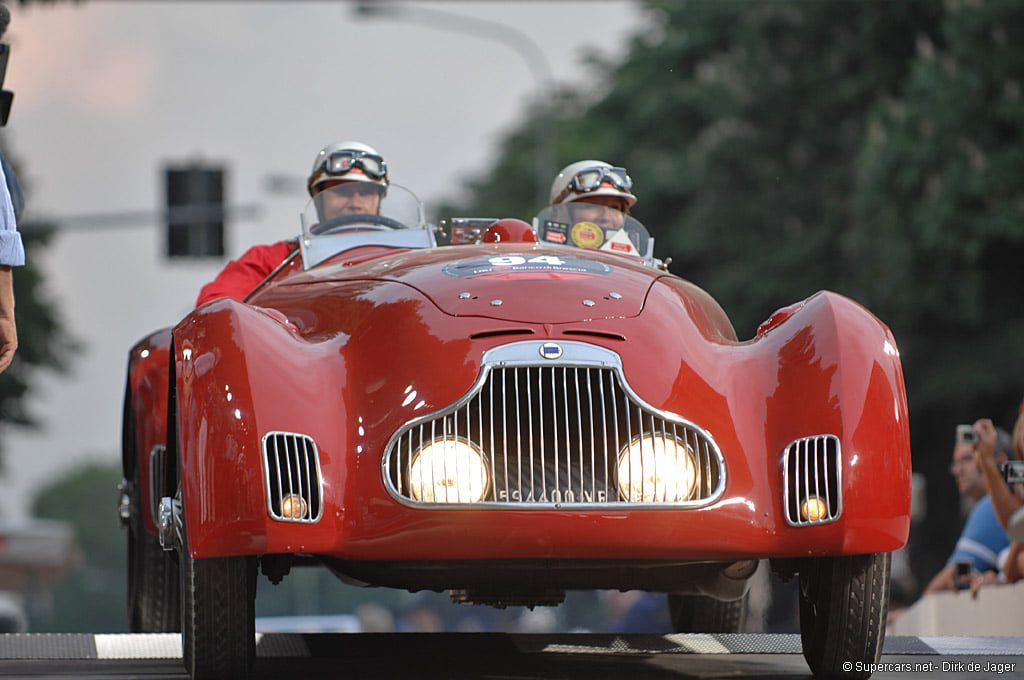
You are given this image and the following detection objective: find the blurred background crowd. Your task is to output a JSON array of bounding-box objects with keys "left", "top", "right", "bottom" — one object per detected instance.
[{"left": 0, "top": 0, "right": 1023, "bottom": 634}]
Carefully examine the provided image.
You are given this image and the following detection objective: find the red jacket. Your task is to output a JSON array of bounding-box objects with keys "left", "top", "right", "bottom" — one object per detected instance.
[{"left": 195, "top": 240, "right": 296, "bottom": 308}]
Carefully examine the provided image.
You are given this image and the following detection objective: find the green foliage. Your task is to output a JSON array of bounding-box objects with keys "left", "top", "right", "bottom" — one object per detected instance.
[
  {"left": 855, "top": 0, "right": 1024, "bottom": 410},
  {"left": 30, "top": 460, "right": 126, "bottom": 632}
]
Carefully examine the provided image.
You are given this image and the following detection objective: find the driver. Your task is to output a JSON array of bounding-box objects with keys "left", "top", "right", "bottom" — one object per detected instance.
[{"left": 195, "top": 140, "right": 390, "bottom": 307}]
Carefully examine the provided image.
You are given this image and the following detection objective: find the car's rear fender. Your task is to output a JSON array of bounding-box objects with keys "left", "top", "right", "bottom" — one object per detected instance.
[{"left": 124, "top": 328, "right": 172, "bottom": 535}]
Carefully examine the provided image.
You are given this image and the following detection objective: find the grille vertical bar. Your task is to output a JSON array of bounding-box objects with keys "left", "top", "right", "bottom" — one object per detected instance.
[{"left": 262, "top": 432, "right": 322, "bottom": 523}]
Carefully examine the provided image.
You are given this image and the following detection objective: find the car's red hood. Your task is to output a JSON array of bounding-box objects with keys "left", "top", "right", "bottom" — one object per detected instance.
[{"left": 285, "top": 243, "right": 664, "bottom": 324}]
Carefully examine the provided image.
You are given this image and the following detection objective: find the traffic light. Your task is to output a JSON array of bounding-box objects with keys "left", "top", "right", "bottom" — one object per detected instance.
[{"left": 165, "top": 163, "right": 225, "bottom": 258}]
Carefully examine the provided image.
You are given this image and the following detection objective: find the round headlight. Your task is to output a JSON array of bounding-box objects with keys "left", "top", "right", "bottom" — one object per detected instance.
[
  {"left": 800, "top": 496, "right": 829, "bottom": 522},
  {"left": 280, "top": 493, "right": 309, "bottom": 519},
  {"left": 617, "top": 435, "right": 697, "bottom": 503},
  {"left": 409, "top": 438, "right": 490, "bottom": 503}
]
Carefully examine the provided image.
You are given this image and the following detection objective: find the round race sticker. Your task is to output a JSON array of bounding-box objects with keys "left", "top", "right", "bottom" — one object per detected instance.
[{"left": 570, "top": 221, "right": 605, "bottom": 249}]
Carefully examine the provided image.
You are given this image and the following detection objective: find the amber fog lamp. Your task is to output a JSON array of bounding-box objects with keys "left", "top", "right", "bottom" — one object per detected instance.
[
  {"left": 280, "top": 493, "right": 309, "bottom": 519},
  {"left": 409, "top": 438, "right": 490, "bottom": 503},
  {"left": 800, "top": 496, "right": 828, "bottom": 522},
  {"left": 616, "top": 435, "right": 697, "bottom": 502}
]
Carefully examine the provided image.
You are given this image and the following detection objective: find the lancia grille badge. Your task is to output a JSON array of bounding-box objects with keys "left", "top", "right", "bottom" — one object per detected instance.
[{"left": 540, "top": 343, "right": 563, "bottom": 360}]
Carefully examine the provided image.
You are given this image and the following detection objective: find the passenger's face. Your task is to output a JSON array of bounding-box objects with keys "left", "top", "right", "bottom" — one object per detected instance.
[
  {"left": 570, "top": 196, "right": 628, "bottom": 230},
  {"left": 317, "top": 181, "right": 382, "bottom": 220}
]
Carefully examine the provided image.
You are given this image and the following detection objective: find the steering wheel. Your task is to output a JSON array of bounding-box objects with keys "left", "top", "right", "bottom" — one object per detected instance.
[{"left": 311, "top": 213, "right": 407, "bottom": 235}]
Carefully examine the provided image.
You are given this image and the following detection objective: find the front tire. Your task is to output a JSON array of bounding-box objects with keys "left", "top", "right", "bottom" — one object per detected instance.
[
  {"left": 667, "top": 593, "right": 746, "bottom": 633},
  {"left": 179, "top": 495, "right": 257, "bottom": 680},
  {"left": 799, "top": 552, "right": 890, "bottom": 679}
]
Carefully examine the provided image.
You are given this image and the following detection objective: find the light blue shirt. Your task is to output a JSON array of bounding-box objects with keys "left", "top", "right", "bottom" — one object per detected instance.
[
  {"left": 947, "top": 495, "right": 1010, "bottom": 572},
  {"left": 0, "top": 155, "right": 25, "bottom": 267}
]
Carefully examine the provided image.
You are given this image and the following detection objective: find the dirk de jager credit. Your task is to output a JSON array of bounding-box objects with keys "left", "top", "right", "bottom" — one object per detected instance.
[{"left": 844, "top": 661, "right": 1017, "bottom": 674}]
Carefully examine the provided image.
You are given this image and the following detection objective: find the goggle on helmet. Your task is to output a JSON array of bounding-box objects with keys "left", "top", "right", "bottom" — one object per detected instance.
[
  {"left": 550, "top": 161, "right": 637, "bottom": 208},
  {"left": 308, "top": 143, "right": 390, "bottom": 196}
]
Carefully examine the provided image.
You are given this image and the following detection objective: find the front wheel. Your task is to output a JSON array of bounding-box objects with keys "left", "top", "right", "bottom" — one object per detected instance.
[
  {"left": 179, "top": 501, "right": 256, "bottom": 679},
  {"left": 799, "top": 552, "right": 891, "bottom": 679}
]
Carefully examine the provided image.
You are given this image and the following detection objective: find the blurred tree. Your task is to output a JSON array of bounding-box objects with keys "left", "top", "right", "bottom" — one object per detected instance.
[
  {"left": 0, "top": 145, "right": 77, "bottom": 466},
  {"left": 30, "top": 460, "right": 125, "bottom": 632},
  {"left": 454, "top": 1, "right": 943, "bottom": 333},
  {"left": 854, "top": 0, "right": 1024, "bottom": 572}
]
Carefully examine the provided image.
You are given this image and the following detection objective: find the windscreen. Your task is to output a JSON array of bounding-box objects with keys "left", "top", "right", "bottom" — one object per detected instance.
[
  {"left": 533, "top": 204, "right": 653, "bottom": 263},
  {"left": 298, "top": 183, "right": 432, "bottom": 269}
]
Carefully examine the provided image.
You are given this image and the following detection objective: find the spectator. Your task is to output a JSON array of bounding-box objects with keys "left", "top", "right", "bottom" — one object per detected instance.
[
  {"left": 949, "top": 426, "right": 988, "bottom": 509},
  {"left": 968, "top": 411, "right": 1024, "bottom": 597},
  {"left": 923, "top": 422, "right": 1015, "bottom": 594},
  {"left": 974, "top": 418, "right": 1023, "bottom": 533},
  {"left": 0, "top": 150, "right": 25, "bottom": 373}
]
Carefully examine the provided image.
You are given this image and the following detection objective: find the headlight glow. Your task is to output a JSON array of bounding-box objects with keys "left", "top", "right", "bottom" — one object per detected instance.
[
  {"left": 409, "top": 438, "right": 490, "bottom": 503},
  {"left": 280, "top": 493, "right": 309, "bottom": 519},
  {"left": 800, "top": 496, "right": 829, "bottom": 522},
  {"left": 616, "top": 435, "right": 697, "bottom": 502}
]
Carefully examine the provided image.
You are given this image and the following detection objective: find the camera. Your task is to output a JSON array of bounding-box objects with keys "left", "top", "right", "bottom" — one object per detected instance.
[
  {"left": 956, "top": 424, "right": 977, "bottom": 445},
  {"left": 1001, "top": 460, "right": 1024, "bottom": 484},
  {"left": 953, "top": 560, "right": 973, "bottom": 591}
]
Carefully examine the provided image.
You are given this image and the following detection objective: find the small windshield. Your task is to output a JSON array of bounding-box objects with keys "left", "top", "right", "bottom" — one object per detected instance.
[
  {"left": 533, "top": 204, "right": 654, "bottom": 263},
  {"left": 299, "top": 183, "right": 433, "bottom": 269}
]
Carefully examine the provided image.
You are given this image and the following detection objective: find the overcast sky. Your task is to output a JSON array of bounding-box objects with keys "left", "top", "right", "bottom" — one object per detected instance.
[{"left": 0, "top": 1, "right": 647, "bottom": 517}]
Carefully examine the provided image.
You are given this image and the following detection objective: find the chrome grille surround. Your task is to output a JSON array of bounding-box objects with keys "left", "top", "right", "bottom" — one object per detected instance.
[
  {"left": 261, "top": 432, "right": 323, "bottom": 523},
  {"left": 382, "top": 341, "right": 726, "bottom": 509},
  {"left": 782, "top": 434, "right": 842, "bottom": 527}
]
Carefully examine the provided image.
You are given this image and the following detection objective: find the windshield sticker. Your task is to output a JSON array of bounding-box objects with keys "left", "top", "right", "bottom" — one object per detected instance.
[
  {"left": 601, "top": 228, "right": 638, "bottom": 255},
  {"left": 443, "top": 254, "right": 613, "bottom": 278},
  {"left": 570, "top": 221, "right": 605, "bottom": 249},
  {"left": 542, "top": 220, "right": 568, "bottom": 244}
]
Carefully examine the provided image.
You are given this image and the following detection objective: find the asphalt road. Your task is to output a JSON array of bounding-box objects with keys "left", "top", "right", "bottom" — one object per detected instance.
[{"left": 0, "top": 634, "right": 1021, "bottom": 679}]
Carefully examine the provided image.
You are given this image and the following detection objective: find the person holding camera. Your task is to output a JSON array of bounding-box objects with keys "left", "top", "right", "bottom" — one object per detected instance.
[
  {"left": 966, "top": 414, "right": 1024, "bottom": 596},
  {"left": 923, "top": 421, "right": 1015, "bottom": 594}
]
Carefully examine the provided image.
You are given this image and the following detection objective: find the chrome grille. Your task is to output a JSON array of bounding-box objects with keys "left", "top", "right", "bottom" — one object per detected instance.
[
  {"left": 782, "top": 434, "right": 842, "bottom": 526},
  {"left": 262, "top": 432, "right": 323, "bottom": 523},
  {"left": 384, "top": 341, "right": 725, "bottom": 508}
]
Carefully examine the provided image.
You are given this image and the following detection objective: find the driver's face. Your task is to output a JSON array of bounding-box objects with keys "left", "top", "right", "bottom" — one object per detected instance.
[
  {"left": 569, "top": 196, "right": 627, "bottom": 230},
  {"left": 316, "top": 181, "right": 382, "bottom": 220}
]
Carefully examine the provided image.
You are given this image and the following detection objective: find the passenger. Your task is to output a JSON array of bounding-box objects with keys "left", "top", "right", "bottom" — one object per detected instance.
[
  {"left": 548, "top": 160, "right": 636, "bottom": 231},
  {"left": 195, "top": 140, "right": 389, "bottom": 307},
  {"left": 923, "top": 421, "right": 1015, "bottom": 594}
]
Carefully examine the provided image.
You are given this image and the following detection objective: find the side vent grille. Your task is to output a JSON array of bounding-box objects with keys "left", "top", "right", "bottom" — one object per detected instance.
[
  {"left": 783, "top": 434, "right": 841, "bottom": 526},
  {"left": 262, "top": 432, "right": 323, "bottom": 523}
]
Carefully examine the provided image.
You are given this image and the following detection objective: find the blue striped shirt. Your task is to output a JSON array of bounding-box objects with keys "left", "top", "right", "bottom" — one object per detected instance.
[{"left": 0, "top": 155, "right": 25, "bottom": 267}]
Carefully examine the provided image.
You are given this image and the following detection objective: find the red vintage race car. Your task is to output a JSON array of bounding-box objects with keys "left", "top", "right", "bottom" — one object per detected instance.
[{"left": 120, "top": 184, "right": 910, "bottom": 680}]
